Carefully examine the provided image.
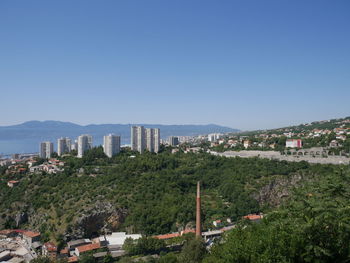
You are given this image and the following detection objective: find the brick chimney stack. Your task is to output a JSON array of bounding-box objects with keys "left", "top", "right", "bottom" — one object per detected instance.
[{"left": 196, "top": 181, "right": 201, "bottom": 238}]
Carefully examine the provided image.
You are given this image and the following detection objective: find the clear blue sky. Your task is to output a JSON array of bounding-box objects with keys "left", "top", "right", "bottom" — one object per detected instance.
[{"left": 0, "top": 0, "right": 349, "bottom": 130}]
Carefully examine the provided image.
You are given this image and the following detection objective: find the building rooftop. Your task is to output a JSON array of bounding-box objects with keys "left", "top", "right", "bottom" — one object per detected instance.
[
  {"left": 76, "top": 243, "right": 100, "bottom": 254},
  {"left": 60, "top": 247, "right": 69, "bottom": 254},
  {"left": 154, "top": 232, "right": 180, "bottom": 240},
  {"left": 93, "top": 252, "right": 108, "bottom": 258},
  {"left": 67, "top": 239, "right": 90, "bottom": 248},
  {"left": 243, "top": 214, "right": 262, "bottom": 221},
  {"left": 44, "top": 242, "right": 57, "bottom": 252},
  {"left": 103, "top": 232, "right": 141, "bottom": 246},
  {"left": 23, "top": 231, "right": 40, "bottom": 238},
  {"left": 8, "top": 180, "right": 19, "bottom": 184}
]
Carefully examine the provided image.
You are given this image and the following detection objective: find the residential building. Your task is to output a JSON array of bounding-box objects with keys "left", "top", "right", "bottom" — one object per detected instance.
[
  {"left": 103, "top": 134, "right": 121, "bottom": 158},
  {"left": 243, "top": 214, "right": 263, "bottom": 222},
  {"left": 154, "top": 128, "right": 160, "bottom": 153},
  {"left": 329, "top": 140, "right": 340, "bottom": 148},
  {"left": 336, "top": 135, "right": 347, "bottom": 141},
  {"left": 71, "top": 140, "right": 78, "bottom": 151},
  {"left": 22, "top": 231, "right": 41, "bottom": 247},
  {"left": 57, "top": 137, "right": 71, "bottom": 156},
  {"left": 75, "top": 243, "right": 100, "bottom": 257},
  {"left": 77, "top": 135, "right": 92, "bottom": 158},
  {"left": 67, "top": 239, "right": 91, "bottom": 251},
  {"left": 286, "top": 139, "right": 302, "bottom": 148},
  {"left": 40, "top": 142, "right": 54, "bottom": 159},
  {"left": 145, "top": 128, "right": 160, "bottom": 153},
  {"left": 98, "top": 232, "right": 141, "bottom": 247},
  {"left": 42, "top": 242, "right": 58, "bottom": 260},
  {"left": 131, "top": 126, "right": 146, "bottom": 153},
  {"left": 7, "top": 180, "right": 19, "bottom": 187},
  {"left": 213, "top": 220, "right": 222, "bottom": 227},
  {"left": 154, "top": 229, "right": 195, "bottom": 240},
  {"left": 131, "top": 126, "right": 138, "bottom": 151},
  {"left": 145, "top": 128, "right": 154, "bottom": 152},
  {"left": 60, "top": 247, "right": 69, "bottom": 258},
  {"left": 243, "top": 140, "right": 251, "bottom": 149},
  {"left": 168, "top": 136, "right": 179, "bottom": 146}
]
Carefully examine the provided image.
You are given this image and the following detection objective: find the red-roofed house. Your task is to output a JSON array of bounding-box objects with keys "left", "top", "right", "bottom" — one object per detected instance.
[
  {"left": 42, "top": 242, "right": 57, "bottom": 259},
  {"left": 75, "top": 243, "right": 100, "bottom": 257},
  {"left": 213, "top": 220, "right": 222, "bottom": 227},
  {"left": 22, "top": 231, "right": 41, "bottom": 246},
  {"left": 243, "top": 214, "right": 263, "bottom": 222},
  {"left": 0, "top": 229, "right": 15, "bottom": 238},
  {"left": 60, "top": 247, "right": 69, "bottom": 258},
  {"left": 154, "top": 228, "right": 196, "bottom": 240},
  {"left": 18, "top": 167, "right": 27, "bottom": 174},
  {"left": 7, "top": 180, "right": 19, "bottom": 187},
  {"left": 153, "top": 232, "right": 180, "bottom": 240},
  {"left": 180, "top": 229, "right": 195, "bottom": 235}
]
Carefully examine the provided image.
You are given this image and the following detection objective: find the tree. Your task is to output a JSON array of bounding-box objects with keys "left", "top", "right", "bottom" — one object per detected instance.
[
  {"left": 159, "top": 252, "right": 178, "bottom": 263},
  {"left": 103, "top": 253, "right": 113, "bottom": 263},
  {"left": 204, "top": 172, "right": 350, "bottom": 262},
  {"left": 178, "top": 238, "right": 206, "bottom": 263},
  {"left": 79, "top": 254, "right": 96, "bottom": 263},
  {"left": 31, "top": 257, "right": 51, "bottom": 263},
  {"left": 123, "top": 237, "right": 166, "bottom": 256}
]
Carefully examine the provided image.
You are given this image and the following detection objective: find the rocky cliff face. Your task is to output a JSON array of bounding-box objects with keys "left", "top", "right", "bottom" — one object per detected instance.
[
  {"left": 253, "top": 174, "right": 305, "bottom": 207},
  {"left": 67, "top": 201, "right": 127, "bottom": 239},
  {"left": 15, "top": 212, "right": 28, "bottom": 227},
  {"left": 1, "top": 201, "right": 127, "bottom": 241}
]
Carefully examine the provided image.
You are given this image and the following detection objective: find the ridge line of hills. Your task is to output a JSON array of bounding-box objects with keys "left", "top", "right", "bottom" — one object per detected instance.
[{"left": 0, "top": 121, "right": 239, "bottom": 154}]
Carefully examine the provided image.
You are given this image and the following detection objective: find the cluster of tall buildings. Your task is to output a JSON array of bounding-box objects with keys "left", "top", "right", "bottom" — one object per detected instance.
[
  {"left": 39, "top": 126, "right": 162, "bottom": 159},
  {"left": 39, "top": 134, "right": 121, "bottom": 159},
  {"left": 131, "top": 126, "right": 160, "bottom": 153}
]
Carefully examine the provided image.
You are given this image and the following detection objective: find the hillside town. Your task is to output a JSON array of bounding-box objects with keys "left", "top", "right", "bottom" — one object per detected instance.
[
  {"left": 1, "top": 118, "right": 350, "bottom": 171},
  {"left": 0, "top": 229, "right": 139, "bottom": 262},
  {"left": 0, "top": 181, "right": 262, "bottom": 263},
  {"left": 0, "top": 119, "right": 349, "bottom": 262},
  {"left": 207, "top": 117, "right": 350, "bottom": 154}
]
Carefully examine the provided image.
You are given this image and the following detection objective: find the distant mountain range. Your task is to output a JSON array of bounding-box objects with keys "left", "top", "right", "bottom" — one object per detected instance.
[{"left": 0, "top": 121, "right": 239, "bottom": 154}]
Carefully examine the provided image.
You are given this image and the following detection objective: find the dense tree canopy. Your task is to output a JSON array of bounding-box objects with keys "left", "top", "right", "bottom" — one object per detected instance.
[
  {"left": 204, "top": 169, "right": 350, "bottom": 262},
  {"left": 1, "top": 147, "right": 350, "bottom": 262}
]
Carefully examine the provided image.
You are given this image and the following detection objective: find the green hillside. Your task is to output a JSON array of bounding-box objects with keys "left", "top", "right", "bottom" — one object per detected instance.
[{"left": 1, "top": 148, "right": 349, "bottom": 262}]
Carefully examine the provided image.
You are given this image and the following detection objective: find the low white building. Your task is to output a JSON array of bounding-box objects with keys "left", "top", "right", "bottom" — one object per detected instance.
[
  {"left": 99, "top": 232, "right": 141, "bottom": 247},
  {"left": 0, "top": 160, "right": 10, "bottom": 166}
]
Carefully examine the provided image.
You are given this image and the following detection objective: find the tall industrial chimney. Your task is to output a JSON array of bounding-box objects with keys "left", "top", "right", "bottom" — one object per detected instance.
[{"left": 196, "top": 181, "right": 201, "bottom": 238}]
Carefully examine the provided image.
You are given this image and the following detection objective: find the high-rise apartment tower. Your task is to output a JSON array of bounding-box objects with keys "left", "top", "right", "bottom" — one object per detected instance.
[
  {"left": 39, "top": 141, "right": 54, "bottom": 159},
  {"left": 77, "top": 134, "right": 93, "bottom": 158},
  {"left": 103, "top": 134, "right": 121, "bottom": 158},
  {"left": 131, "top": 126, "right": 146, "bottom": 153},
  {"left": 57, "top": 137, "right": 71, "bottom": 156}
]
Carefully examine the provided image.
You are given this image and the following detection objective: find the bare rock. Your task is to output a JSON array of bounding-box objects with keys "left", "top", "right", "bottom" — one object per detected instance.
[{"left": 68, "top": 201, "right": 127, "bottom": 238}]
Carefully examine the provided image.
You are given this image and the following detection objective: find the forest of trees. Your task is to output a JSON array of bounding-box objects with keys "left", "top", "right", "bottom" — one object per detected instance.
[
  {"left": 1, "top": 147, "right": 350, "bottom": 262},
  {"left": 0, "top": 149, "right": 317, "bottom": 236},
  {"left": 203, "top": 168, "right": 350, "bottom": 262}
]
